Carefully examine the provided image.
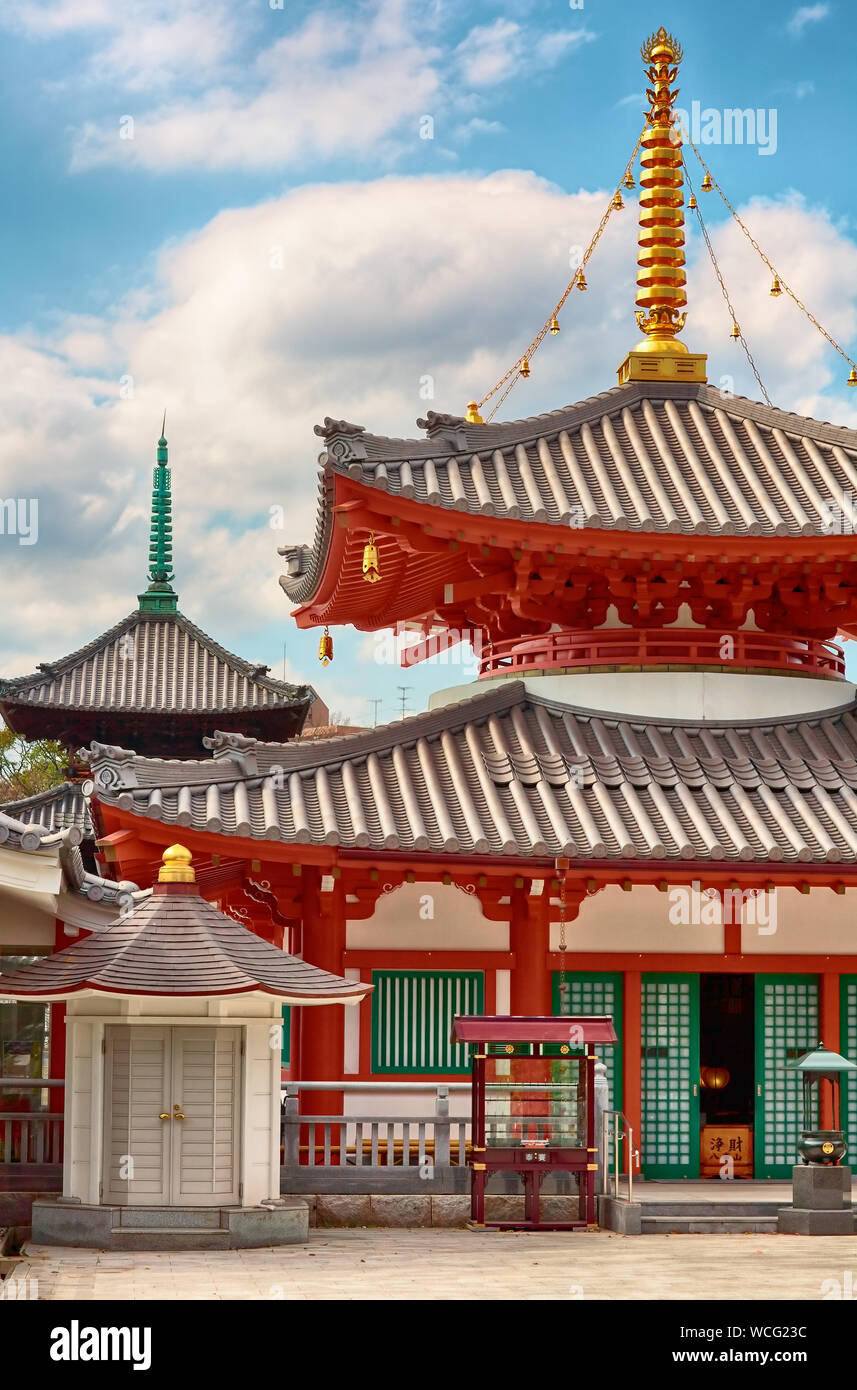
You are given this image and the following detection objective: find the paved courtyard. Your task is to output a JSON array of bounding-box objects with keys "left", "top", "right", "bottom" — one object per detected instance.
[{"left": 10, "top": 1229, "right": 857, "bottom": 1300}]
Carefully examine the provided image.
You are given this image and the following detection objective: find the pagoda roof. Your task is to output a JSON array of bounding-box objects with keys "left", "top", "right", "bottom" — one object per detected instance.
[
  {"left": 0, "top": 781, "right": 94, "bottom": 839},
  {"left": 0, "top": 608, "right": 312, "bottom": 753},
  {"left": 0, "top": 872, "right": 371, "bottom": 1002},
  {"left": 0, "top": 809, "right": 140, "bottom": 915},
  {"left": 281, "top": 381, "right": 857, "bottom": 614},
  {"left": 87, "top": 681, "right": 857, "bottom": 866}
]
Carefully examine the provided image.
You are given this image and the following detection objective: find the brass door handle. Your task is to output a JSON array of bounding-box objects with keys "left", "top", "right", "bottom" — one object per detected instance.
[
  {"left": 158, "top": 1112, "right": 170, "bottom": 1120},
  {"left": 174, "top": 1112, "right": 185, "bottom": 1120}
]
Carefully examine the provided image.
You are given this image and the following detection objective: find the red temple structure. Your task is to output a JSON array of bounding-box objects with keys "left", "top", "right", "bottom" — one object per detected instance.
[{"left": 5, "top": 27, "right": 857, "bottom": 1185}]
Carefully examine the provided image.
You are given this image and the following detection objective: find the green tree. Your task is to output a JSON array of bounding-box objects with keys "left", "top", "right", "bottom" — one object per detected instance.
[{"left": 0, "top": 724, "right": 67, "bottom": 802}]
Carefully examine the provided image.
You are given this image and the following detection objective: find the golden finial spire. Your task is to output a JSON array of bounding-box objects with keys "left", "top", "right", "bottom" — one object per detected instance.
[
  {"left": 617, "top": 27, "right": 707, "bottom": 385},
  {"left": 158, "top": 844, "right": 195, "bottom": 883}
]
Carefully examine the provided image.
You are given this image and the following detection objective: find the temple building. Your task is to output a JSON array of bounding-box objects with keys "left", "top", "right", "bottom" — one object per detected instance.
[
  {"left": 0, "top": 428, "right": 326, "bottom": 859},
  {"left": 5, "top": 27, "right": 857, "bottom": 1186}
]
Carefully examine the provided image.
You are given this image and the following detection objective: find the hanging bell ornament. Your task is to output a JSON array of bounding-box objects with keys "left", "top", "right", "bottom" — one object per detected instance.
[
  {"left": 318, "top": 627, "right": 333, "bottom": 666},
  {"left": 575, "top": 269, "right": 587, "bottom": 291},
  {"left": 362, "top": 530, "right": 381, "bottom": 584},
  {"left": 611, "top": 191, "right": 624, "bottom": 211},
  {"left": 549, "top": 316, "right": 560, "bottom": 335},
  {"left": 770, "top": 276, "right": 782, "bottom": 297},
  {"left": 623, "top": 171, "right": 635, "bottom": 190},
  {"left": 730, "top": 322, "right": 741, "bottom": 340},
  {"left": 701, "top": 173, "right": 713, "bottom": 192},
  {"left": 688, "top": 194, "right": 697, "bottom": 210},
  {"left": 848, "top": 367, "right": 857, "bottom": 387},
  {"left": 519, "top": 356, "right": 531, "bottom": 378}
]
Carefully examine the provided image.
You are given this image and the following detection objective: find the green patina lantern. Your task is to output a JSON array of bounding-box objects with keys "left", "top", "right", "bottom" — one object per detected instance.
[{"left": 787, "top": 1042, "right": 857, "bottom": 1165}]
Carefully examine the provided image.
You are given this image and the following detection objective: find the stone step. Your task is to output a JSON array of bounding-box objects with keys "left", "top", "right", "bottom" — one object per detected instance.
[
  {"left": 641, "top": 1214, "right": 779, "bottom": 1235},
  {"left": 117, "top": 1207, "right": 223, "bottom": 1229},
  {"left": 640, "top": 1202, "right": 782, "bottom": 1217},
  {"left": 108, "top": 1227, "right": 232, "bottom": 1252}
]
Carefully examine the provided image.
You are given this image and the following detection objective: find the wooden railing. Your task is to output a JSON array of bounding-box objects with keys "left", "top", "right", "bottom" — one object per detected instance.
[
  {"left": 479, "top": 627, "right": 846, "bottom": 679},
  {"left": 281, "top": 1082, "right": 472, "bottom": 1190},
  {"left": 0, "top": 1080, "right": 64, "bottom": 1175}
]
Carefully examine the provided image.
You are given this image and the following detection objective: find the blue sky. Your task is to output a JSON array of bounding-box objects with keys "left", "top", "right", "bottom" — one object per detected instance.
[{"left": 0, "top": 0, "right": 855, "bottom": 726}]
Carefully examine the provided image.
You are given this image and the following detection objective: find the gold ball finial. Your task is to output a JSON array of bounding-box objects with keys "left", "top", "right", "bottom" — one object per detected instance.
[{"left": 159, "top": 844, "right": 195, "bottom": 883}]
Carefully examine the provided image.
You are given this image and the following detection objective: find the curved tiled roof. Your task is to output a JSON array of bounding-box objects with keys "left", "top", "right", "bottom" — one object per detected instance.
[
  {"left": 0, "top": 882, "right": 371, "bottom": 1000},
  {"left": 0, "top": 609, "right": 310, "bottom": 716},
  {"left": 87, "top": 682, "right": 857, "bottom": 866},
  {"left": 1, "top": 782, "right": 94, "bottom": 838},
  {"left": 0, "top": 809, "right": 138, "bottom": 910},
  {"left": 280, "top": 381, "right": 857, "bottom": 605}
]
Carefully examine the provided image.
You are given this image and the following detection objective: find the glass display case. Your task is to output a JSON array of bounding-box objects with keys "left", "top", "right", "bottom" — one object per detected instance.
[{"left": 452, "top": 1015, "right": 617, "bottom": 1230}]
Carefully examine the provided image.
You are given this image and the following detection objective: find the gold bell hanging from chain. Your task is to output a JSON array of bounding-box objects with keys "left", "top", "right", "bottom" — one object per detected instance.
[
  {"left": 611, "top": 191, "right": 624, "bottom": 211},
  {"left": 519, "top": 356, "right": 531, "bottom": 378},
  {"left": 688, "top": 194, "right": 697, "bottom": 210},
  {"left": 465, "top": 400, "right": 484, "bottom": 424},
  {"left": 575, "top": 269, "right": 587, "bottom": 291},
  {"left": 362, "top": 530, "right": 381, "bottom": 583},
  {"left": 318, "top": 627, "right": 333, "bottom": 666},
  {"left": 848, "top": 367, "right": 857, "bottom": 387},
  {"left": 770, "top": 276, "right": 782, "bottom": 297},
  {"left": 730, "top": 322, "right": 741, "bottom": 340},
  {"left": 549, "top": 316, "right": 560, "bottom": 335},
  {"left": 701, "top": 173, "right": 713, "bottom": 192},
  {"left": 623, "top": 171, "right": 635, "bottom": 190}
]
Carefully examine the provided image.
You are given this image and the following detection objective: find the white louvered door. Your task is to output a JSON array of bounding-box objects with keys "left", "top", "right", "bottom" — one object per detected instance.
[
  {"left": 103, "top": 1026, "right": 171, "bottom": 1205},
  {"left": 170, "top": 1028, "right": 241, "bottom": 1206},
  {"left": 103, "top": 1025, "right": 241, "bottom": 1206}
]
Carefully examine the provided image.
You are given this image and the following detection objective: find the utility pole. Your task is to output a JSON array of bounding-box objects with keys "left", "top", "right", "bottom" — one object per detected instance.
[
  {"left": 367, "top": 698, "right": 383, "bottom": 727},
  {"left": 396, "top": 685, "right": 413, "bottom": 720}
]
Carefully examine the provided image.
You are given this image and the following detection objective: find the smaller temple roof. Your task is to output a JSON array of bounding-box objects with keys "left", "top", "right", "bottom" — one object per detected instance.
[
  {"left": 1, "top": 782, "right": 94, "bottom": 839},
  {"left": 0, "top": 429, "right": 313, "bottom": 756},
  {"left": 452, "top": 1015, "right": 617, "bottom": 1044},
  {"left": 86, "top": 682, "right": 857, "bottom": 866},
  {"left": 0, "top": 845, "right": 371, "bottom": 1002},
  {"left": 0, "top": 809, "right": 139, "bottom": 915}
]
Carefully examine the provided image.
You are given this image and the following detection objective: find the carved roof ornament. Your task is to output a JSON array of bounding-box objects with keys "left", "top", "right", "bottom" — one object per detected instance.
[{"left": 416, "top": 410, "right": 469, "bottom": 448}]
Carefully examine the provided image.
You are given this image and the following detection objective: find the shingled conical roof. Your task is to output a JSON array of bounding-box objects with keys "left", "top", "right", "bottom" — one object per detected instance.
[{"left": 0, "top": 845, "right": 370, "bottom": 1003}]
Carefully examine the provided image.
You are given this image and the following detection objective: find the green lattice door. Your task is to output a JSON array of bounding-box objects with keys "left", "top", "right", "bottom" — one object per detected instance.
[
  {"left": 754, "top": 974, "right": 819, "bottom": 1178},
  {"left": 841, "top": 977, "right": 857, "bottom": 1159},
  {"left": 641, "top": 973, "right": 700, "bottom": 1178},
  {"left": 553, "top": 972, "right": 623, "bottom": 1111}
]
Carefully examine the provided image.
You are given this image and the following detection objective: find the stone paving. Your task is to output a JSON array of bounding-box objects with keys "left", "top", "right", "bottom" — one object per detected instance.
[{"left": 9, "top": 1229, "right": 857, "bottom": 1300}]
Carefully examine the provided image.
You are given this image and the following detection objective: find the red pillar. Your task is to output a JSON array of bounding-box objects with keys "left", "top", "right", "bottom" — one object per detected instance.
[
  {"left": 623, "top": 970, "right": 642, "bottom": 1170},
  {"left": 299, "top": 869, "right": 345, "bottom": 1117},
  {"left": 509, "top": 886, "right": 551, "bottom": 1015},
  {"left": 820, "top": 972, "right": 840, "bottom": 1129}
]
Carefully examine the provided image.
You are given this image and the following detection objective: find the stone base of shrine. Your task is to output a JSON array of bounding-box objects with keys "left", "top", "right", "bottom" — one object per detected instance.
[
  {"left": 777, "top": 1165, "right": 854, "bottom": 1236},
  {"left": 30, "top": 1198, "right": 309, "bottom": 1249},
  {"left": 287, "top": 1193, "right": 580, "bottom": 1227}
]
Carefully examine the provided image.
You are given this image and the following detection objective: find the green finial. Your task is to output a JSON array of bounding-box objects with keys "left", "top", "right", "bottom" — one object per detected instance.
[{"left": 138, "top": 418, "right": 178, "bottom": 614}]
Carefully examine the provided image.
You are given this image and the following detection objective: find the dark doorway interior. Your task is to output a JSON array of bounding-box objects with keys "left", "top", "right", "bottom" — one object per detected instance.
[{"left": 700, "top": 974, "right": 754, "bottom": 1125}]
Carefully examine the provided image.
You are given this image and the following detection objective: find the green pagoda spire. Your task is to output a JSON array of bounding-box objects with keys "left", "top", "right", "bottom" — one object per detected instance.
[{"left": 138, "top": 416, "right": 178, "bottom": 613}]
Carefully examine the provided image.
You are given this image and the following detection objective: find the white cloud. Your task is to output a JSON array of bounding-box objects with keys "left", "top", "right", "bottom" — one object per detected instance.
[
  {"left": 455, "top": 18, "right": 594, "bottom": 88},
  {"left": 786, "top": 4, "right": 830, "bottom": 37},
  {"left": 454, "top": 117, "right": 506, "bottom": 140},
  {"left": 1, "top": 175, "right": 856, "bottom": 684}
]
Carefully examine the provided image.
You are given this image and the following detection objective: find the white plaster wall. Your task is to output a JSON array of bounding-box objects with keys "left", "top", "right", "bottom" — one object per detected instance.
[
  {"left": 342, "top": 1088, "right": 471, "bottom": 1120},
  {"left": 242, "top": 1017, "right": 281, "bottom": 1205},
  {"left": 65, "top": 1018, "right": 103, "bottom": 1205},
  {"left": 346, "top": 881, "right": 508, "bottom": 950},
  {"left": 742, "top": 888, "right": 857, "bottom": 955},
  {"left": 0, "top": 889, "right": 56, "bottom": 948},
  {"left": 0, "top": 846, "right": 61, "bottom": 896},
  {"left": 430, "top": 672, "right": 854, "bottom": 721},
  {"left": 552, "top": 884, "right": 725, "bottom": 953}
]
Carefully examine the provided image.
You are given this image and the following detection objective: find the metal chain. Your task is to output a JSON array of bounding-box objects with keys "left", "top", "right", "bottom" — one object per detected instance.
[
  {"left": 683, "top": 135, "right": 857, "bottom": 373},
  {"left": 481, "top": 131, "right": 645, "bottom": 422},
  {"left": 683, "top": 157, "right": 773, "bottom": 406}
]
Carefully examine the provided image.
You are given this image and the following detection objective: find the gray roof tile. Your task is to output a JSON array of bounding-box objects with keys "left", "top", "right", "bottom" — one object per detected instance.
[{"left": 86, "top": 681, "right": 857, "bottom": 866}]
